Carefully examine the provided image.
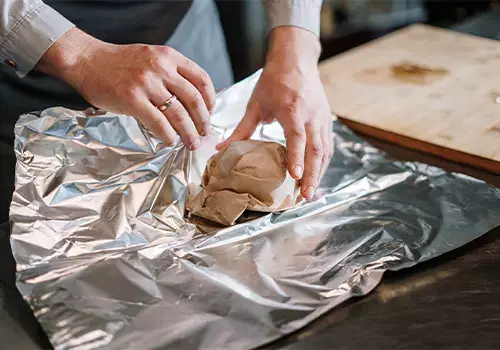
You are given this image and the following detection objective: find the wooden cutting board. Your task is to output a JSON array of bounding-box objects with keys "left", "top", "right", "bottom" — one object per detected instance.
[{"left": 319, "top": 24, "right": 500, "bottom": 173}]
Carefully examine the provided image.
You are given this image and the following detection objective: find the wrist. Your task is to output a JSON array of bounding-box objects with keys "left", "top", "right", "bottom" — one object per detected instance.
[
  {"left": 266, "top": 26, "right": 321, "bottom": 66},
  {"left": 36, "top": 28, "right": 100, "bottom": 86}
]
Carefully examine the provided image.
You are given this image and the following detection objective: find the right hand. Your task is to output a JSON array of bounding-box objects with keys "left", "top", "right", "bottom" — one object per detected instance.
[{"left": 38, "top": 28, "right": 216, "bottom": 150}]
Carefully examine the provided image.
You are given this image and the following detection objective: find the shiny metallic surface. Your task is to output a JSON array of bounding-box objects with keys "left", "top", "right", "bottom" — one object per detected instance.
[
  {"left": 158, "top": 95, "right": 178, "bottom": 112},
  {"left": 10, "top": 71, "right": 500, "bottom": 350}
]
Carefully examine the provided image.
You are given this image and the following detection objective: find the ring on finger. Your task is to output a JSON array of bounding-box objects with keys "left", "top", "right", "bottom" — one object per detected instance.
[{"left": 157, "top": 95, "right": 178, "bottom": 112}]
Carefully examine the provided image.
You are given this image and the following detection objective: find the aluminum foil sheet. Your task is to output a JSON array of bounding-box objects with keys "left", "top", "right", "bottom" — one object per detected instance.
[{"left": 10, "top": 71, "right": 500, "bottom": 350}]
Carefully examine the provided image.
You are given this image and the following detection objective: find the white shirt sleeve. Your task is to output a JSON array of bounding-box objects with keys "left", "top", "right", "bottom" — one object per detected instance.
[
  {"left": 0, "top": 0, "right": 74, "bottom": 77},
  {"left": 261, "top": 0, "right": 323, "bottom": 37}
]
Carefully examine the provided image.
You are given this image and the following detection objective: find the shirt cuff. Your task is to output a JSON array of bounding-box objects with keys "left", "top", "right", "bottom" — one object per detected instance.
[
  {"left": 0, "top": 2, "right": 75, "bottom": 77},
  {"left": 262, "top": 0, "right": 322, "bottom": 37}
]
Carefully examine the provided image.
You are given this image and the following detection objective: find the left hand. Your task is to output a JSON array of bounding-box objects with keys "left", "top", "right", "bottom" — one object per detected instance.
[{"left": 217, "top": 27, "right": 333, "bottom": 200}]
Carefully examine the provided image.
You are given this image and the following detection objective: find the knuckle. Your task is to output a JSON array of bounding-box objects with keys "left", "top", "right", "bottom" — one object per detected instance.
[
  {"left": 136, "top": 70, "right": 150, "bottom": 85},
  {"left": 289, "top": 128, "right": 306, "bottom": 142},
  {"left": 284, "top": 92, "right": 301, "bottom": 105},
  {"left": 122, "top": 86, "right": 141, "bottom": 100},
  {"left": 311, "top": 143, "right": 324, "bottom": 157},
  {"left": 149, "top": 56, "right": 164, "bottom": 71},
  {"left": 199, "top": 70, "right": 211, "bottom": 87},
  {"left": 161, "top": 45, "right": 176, "bottom": 58},
  {"left": 189, "top": 90, "right": 204, "bottom": 109},
  {"left": 282, "top": 104, "right": 299, "bottom": 119},
  {"left": 183, "top": 55, "right": 195, "bottom": 67},
  {"left": 232, "top": 126, "right": 244, "bottom": 137},
  {"left": 139, "top": 45, "right": 160, "bottom": 59},
  {"left": 288, "top": 147, "right": 304, "bottom": 160},
  {"left": 139, "top": 44, "right": 154, "bottom": 54},
  {"left": 305, "top": 169, "right": 319, "bottom": 180},
  {"left": 167, "top": 104, "right": 186, "bottom": 124},
  {"left": 178, "top": 56, "right": 194, "bottom": 71},
  {"left": 282, "top": 94, "right": 302, "bottom": 113}
]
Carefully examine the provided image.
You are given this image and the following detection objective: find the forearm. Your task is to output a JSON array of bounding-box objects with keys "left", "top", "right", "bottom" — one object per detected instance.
[
  {"left": 0, "top": 0, "right": 74, "bottom": 77},
  {"left": 261, "top": 1, "right": 322, "bottom": 66},
  {"left": 267, "top": 26, "right": 321, "bottom": 65}
]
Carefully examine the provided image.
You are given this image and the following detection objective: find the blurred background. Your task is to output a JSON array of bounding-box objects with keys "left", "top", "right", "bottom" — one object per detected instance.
[{"left": 215, "top": 0, "right": 500, "bottom": 81}]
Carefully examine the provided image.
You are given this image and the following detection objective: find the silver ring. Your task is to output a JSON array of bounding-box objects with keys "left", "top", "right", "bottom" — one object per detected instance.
[{"left": 157, "top": 95, "right": 177, "bottom": 112}]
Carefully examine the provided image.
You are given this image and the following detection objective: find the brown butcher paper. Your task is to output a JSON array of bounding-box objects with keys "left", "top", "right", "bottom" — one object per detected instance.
[{"left": 187, "top": 140, "right": 302, "bottom": 226}]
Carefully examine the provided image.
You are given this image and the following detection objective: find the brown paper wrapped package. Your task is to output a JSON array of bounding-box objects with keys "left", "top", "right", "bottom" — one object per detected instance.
[{"left": 187, "top": 140, "right": 302, "bottom": 226}]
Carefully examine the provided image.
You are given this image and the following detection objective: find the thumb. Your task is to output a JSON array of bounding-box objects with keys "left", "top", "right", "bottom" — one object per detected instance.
[{"left": 216, "top": 101, "right": 260, "bottom": 150}]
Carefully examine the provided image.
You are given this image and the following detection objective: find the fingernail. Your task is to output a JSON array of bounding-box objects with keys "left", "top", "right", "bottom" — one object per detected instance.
[
  {"left": 304, "top": 186, "right": 315, "bottom": 200},
  {"left": 292, "top": 165, "right": 303, "bottom": 179},
  {"left": 190, "top": 138, "right": 201, "bottom": 150}
]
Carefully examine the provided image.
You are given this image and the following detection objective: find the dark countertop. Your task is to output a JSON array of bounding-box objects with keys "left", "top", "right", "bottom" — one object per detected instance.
[
  {"left": 265, "top": 135, "right": 500, "bottom": 350},
  {"left": 271, "top": 233, "right": 500, "bottom": 350},
  {"left": 1, "top": 11, "right": 500, "bottom": 350}
]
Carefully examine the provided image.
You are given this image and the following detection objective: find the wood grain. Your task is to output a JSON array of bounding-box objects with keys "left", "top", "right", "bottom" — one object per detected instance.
[{"left": 319, "top": 24, "right": 500, "bottom": 174}]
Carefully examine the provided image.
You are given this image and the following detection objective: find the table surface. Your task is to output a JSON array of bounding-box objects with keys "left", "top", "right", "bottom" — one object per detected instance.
[
  {"left": 1, "top": 12, "right": 500, "bottom": 350},
  {"left": 264, "top": 136, "right": 500, "bottom": 350}
]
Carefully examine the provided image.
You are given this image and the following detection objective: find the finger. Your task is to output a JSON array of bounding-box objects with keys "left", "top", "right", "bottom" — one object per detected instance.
[
  {"left": 216, "top": 101, "right": 260, "bottom": 150},
  {"left": 133, "top": 96, "right": 177, "bottom": 146},
  {"left": 319, "top": 116, "right": 333, "bottom": 180},
  {"left": 176, "top": 57, "right": 216, "bottom": 112},
  {"left": 162, "top": 98, "right": 201, "bottom": 150},
  {"left": 148, "top": 80, "right": 175, "bottom": 108},
  {"left": 282, "top": 119, "right": 306, "bottom": 180},
  {"left": 167, "top": 74, "right": 211, "bottom": 136},
  {"left": 302, "top": 126, "right": 323, "bottom": 200}
]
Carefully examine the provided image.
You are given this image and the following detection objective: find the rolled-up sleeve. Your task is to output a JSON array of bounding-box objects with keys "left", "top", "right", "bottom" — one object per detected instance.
[
  {"left": 261, "top": 0, "right": 322, "bottom": 37},
  {"left": 0, "top": 0, "right": 74, "bottom": 77}
]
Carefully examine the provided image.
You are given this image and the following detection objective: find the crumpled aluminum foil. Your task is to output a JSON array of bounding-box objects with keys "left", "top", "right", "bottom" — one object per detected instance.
[{"left": 10, "top": 71, "right": 500, "bottom": 350}]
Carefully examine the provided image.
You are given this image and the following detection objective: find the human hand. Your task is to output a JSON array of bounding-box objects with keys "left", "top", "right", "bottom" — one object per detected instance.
[
  {"left": 37, "top": 28, "right": 216, "bottom": 150},
  {"left": 217, "top": 27, "right": 333, "bottom": 200}
]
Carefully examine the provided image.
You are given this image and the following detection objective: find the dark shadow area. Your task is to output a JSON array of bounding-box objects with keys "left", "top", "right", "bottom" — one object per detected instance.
[{"left": 0, "top": 222, "right": 52, "bottom": 349}]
